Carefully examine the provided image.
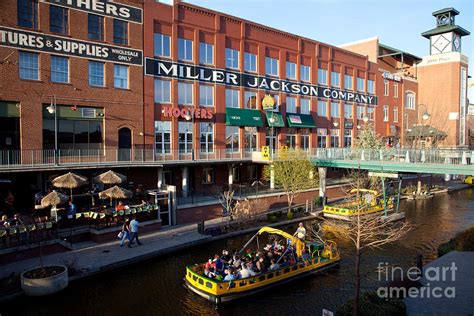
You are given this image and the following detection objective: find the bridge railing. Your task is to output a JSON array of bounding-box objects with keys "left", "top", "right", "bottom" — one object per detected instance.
[{"left": 311, "top": 148, "right": 474, "bottom": 165}]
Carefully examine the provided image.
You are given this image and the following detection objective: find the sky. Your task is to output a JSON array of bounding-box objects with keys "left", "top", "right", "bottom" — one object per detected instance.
[{"left": 186, "top": 0, "right": 474, "bottom": 100}]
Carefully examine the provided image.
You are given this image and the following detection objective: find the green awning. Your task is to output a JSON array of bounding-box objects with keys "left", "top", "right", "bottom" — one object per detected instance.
[
  {"left": 286, "top": 113, "right": 316, "bottom": 128},
  {"left": 265, "top": 111, "right": 285, "bottom": 127},
  {"left": 225, "top": 108, "right": 263, "bottom": 127}
]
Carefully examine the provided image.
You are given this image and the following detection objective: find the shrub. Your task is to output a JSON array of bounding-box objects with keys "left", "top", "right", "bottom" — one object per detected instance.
[{"left": 336, "top": 292, "right": 406, "bottom": 316}]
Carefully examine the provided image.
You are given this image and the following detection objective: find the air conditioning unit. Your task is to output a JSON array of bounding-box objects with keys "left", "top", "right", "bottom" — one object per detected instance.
[{"left": 82, "top": 108, "right": 96, "bottom": 118}]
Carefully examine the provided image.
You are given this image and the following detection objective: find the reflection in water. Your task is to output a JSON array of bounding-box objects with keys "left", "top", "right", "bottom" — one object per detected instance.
[{"left": 3, "top": 189, "right": 474, "bottom": 315}]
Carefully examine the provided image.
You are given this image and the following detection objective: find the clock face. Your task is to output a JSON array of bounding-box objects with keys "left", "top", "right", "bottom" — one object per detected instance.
[{"left": 432, "top": 34, "right": 451, "bottom": 54}]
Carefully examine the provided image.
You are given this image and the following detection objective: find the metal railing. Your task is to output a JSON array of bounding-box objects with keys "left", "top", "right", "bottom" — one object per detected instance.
[{"left": 0, "top": 148, "right": 255, "bottom": 170}]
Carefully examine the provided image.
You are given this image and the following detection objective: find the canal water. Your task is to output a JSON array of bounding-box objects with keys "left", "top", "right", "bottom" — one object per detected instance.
[{"left": 4, "top": 189, "right": 474, "bottom": 315}]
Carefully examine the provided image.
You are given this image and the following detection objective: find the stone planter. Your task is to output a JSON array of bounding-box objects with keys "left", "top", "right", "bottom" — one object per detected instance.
[{"left": 21, "top": 265, "right": 68, "bottom": 296}]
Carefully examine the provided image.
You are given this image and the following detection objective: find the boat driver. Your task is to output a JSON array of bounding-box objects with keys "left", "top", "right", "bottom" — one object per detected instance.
[{"left": 294, "top": 222, "right": 306, "bottom": 240}]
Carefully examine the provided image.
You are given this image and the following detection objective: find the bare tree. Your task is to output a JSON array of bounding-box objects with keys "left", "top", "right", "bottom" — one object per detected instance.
[
  {"left": 313, "top": 168, "right": 411, "bottom": 316},
  {"left": 219, "top": 191, "right": 235, "bottom": 223},
  {"left": 262, "top": 148, "right": 317, "bottom": 212}
]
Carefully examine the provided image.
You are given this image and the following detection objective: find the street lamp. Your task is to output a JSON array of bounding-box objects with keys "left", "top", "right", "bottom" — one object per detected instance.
[
  {"left": 333, "top": 120, "right": 339, "bottom": 127},
  {"left": 417, "top": 104, "right": 430, "bottom": 124},
  {"left": 269, "top": 114, "right": 276, "bottom": 157},
  {"left": 47, "top": 95, "right": 58, "bottom": 165},
  {"left": 184, "top": 113, "right": 195, "bottom": 161},
  {"left": 362, "top": 115, "right": 369, "bottom": 123}
]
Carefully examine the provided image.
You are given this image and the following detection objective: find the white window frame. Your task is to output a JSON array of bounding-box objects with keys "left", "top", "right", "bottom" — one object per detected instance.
[
  {"left": 356, "top": 77, "right": 365, "bottom": 92},
  {"left": 178, "top": 38, "right": 193, "bottom": 61},
  {"left": 344, "top": 103, "right": 353, "bottom": 119},
  {"left": 344, "top": 74, "right": 353, "bottom": 90},
  {"left": 154, "top": 33, "right": 171, "bottom": 58},
  {"left": 225, "top": 48, "right": 239, "bottom": 69},
  {"left": 318, "top": 100, "right": 327, "bottom": 117},
  {"left": 393, "top": 83, "right": 398, "bottom": 98},
  {"left": 265, "top": 57, "right": 278, "bottom": 77},
  {"left": 244, "top": 90, "right": 258, "bottom": 109},
  {"left": 199, "top": 42, "right": 214, "bottom": 65},
  {"left": 318, "top": 68, "right": 328, "bottom": 85},
  {"left": 384, "top": 80, "right": 389, "bottom": 96},
  {"left": 226, "top": 89, "right": 240, "bottom": 108},
  {"left": 19, "top": 51, "right": 39, "bottom": 81},
  {"left": 331, "top": 71, "right": 340, "bottom": 87},
  {"left": 244, "top": 52, "right": 257, "bottom": 73},
  {"left": 286, "top": 96, "right": 297, "bottom": 113},
  {"left": 405, "top": 91, "right": 415, "bottom": 110},
  {"left": 383, "top": 105, "right": 389, "bottom": 122},
  {"left": 330, "top": 102, "right": 340, "bottom": 118},
  {"left": 199, "top": 84, "right": 214, "bottom": 107},
  {"left": 286, "top": 61, "right": 297, "bottom": 80},
  {"left": 154, "top": 79, "right": 171, "bottom": 103},
  {"left": 300, "top": 98, "right": 310, "bottom": 114},
  {"left": 393, "top": 107, "right": 399, "bottom": 123},
  {"left": 367, "top": 79, "right": 375, "bottom": 94},
  {"left": 178, "top": 81, "right": 194, "bottom": 105},
  {"left": 113, "top": 64, "right": 128, "bottom": 89},
  {"left": 300, "top": 64, "right": 310, "bottom": 82}
]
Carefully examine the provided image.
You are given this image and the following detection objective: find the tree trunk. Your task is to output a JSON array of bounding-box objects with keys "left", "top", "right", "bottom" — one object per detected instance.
[
  {"left": 354, "top": 247, "right": 361, "bottom": 316},
  {"left": 287, "top": 193, "right": 293, "bottom": 212}
]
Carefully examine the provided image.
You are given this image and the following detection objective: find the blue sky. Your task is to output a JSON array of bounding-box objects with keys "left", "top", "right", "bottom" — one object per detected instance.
[{"left": 187, "top": 0, "right": 473, "bottom": 99}]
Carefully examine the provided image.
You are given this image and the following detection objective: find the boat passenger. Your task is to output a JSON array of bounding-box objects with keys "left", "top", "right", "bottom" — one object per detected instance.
[
  {"left": 205, "top": 258, "right": 216, "bottom": 272},
  {"left": 244, "top": 248, "right": 253, "bottom": 260},
  {"left": 280, "top": 256, "right": 290, "bottom": 267},
  {"left": 0, "top": 215, "right": 9, "bottom": 227},
  {"left": 256, "top": 258, "right": 267, "bottom": 274},
  {"left": 293, "top": 222, "right": 306, "bottom": 240},
  {"left": 214, "top": 254, "right": 225, "bottom": 274},
  {"left": 301, "top": 249, "right": 311, "bottom": 263},
  {"left": 223, "top": 268, "right": 237, "bottom": 281},
  {"left": 237, "top": 263, "right": 256, "bottom": 279},
  {"left": 221, "top": 250, "right": 231, "bottom": 265},
  {"left": 204, "top": 267, "right": 216, "bottom": 279},
  {"left": 269, "top": 259, "right": 280, "bottom": 271},
  {"left": 232, "top": 255, "right": 242, "bottom": 269}
]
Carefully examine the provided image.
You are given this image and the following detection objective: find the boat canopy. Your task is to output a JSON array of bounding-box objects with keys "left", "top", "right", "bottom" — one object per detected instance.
[{"left": 257, "top": 226, "right": 305, "bottom": 257}]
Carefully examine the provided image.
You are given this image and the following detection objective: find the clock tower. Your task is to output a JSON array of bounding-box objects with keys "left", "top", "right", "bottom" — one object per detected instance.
[{"left": 422, "top": 8, "right": 470, "bottom": 55}]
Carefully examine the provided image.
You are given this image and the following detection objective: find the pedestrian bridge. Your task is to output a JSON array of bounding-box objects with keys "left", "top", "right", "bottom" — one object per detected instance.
[{"left": 311, "top": 148, "right": 474, "bottom": 176}]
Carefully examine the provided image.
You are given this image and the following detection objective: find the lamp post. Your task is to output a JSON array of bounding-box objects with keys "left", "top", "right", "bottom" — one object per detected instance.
[
  {"left": 269, "top": 112, "right": 276, "bottom": 158},
  {"left": 184, "top": 113, "right": 195, "bottom": 161},
  {"left": 46, "top": 95, "right": 58, "bottom": 165}
]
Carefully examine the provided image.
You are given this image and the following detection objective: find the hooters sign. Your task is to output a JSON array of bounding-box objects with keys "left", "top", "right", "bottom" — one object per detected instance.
[{"left": 162, "top": 106, "right": 213, "bottom": 120}]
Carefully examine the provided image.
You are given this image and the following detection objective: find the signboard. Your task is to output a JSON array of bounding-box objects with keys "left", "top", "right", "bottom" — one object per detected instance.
[
  {"left": 262, "top": 94, "right": 275, "bottom": 110},
  {"left": 281, "top": 146, "right": 288, "bottom": 154},
  {"left": 0, "top": 27, "right": 143, "bottom": 66},
  {"left": 449, "top": 112, "right": 459, "bottom": 120},
  {"left": 40, "top": 0, "right": 143, "bottom": 24},
  {"left": 382, "top": 72, "right": 402, "bottom": 82},
  {"left": 262, "top": 146, "right": 270, "bottom": 161},
  {"left": 288, "top": 115, "right": 302, "bottom": 124},
  {"left": 368, "top": 172, "right": 399, "bottom": 179},
  {"left": 317, "top": 128, "right": 327, "bottom": 136},
  {"left": 344, "top": 121, "right": 353, "bottom": 129},
  {"left": 145, "top": 58, "right": 378, "bottom": 105},
  {"left": 162, "top": 106, "right": 213, "bottom": 119}
]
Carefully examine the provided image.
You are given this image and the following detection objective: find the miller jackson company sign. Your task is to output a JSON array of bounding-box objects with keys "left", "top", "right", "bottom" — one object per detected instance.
[
  {"left": 0, "top": 27, "right": 142, "bottom": 66},
  {"left": 39, "top": 0, "right": 142, "bottom": 24},
  {"left": 145, "top": 58, "right": 378, "bottom": 105}
]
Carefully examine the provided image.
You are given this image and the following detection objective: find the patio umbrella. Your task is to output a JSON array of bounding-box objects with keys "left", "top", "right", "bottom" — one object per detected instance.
[
  {"left": 99, "top": 185, "right": 133, "bottom": 206},
  {"left": 52, "top": 172, "right": 88, "bottom": 202},
  {"left": 40, "top": 191, "right": 69, "bottom": 208},
  {"left": 94, "top": 170, "right": 127, "bottom": 185}
]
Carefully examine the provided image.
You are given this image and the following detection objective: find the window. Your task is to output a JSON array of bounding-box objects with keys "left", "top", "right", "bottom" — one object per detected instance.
[
  {"left": 357, "top": 105, "right": 365, "bottom": 119},
  {"left": 330, "top": 102, "right": 340, "bottom": 118},
  {"left": 383, "top": 105, "right": 389, "bottom": 122},
  {"left": 286, "top": 97, "right": 297, "bottom": 113},
  {"left": 356, "top": 77, "right": 365, "bottom": 92},
  {"left": 318, "top": 69, "right": 327, "bottom": 85},
  {"left": 317, "top": 130, "right": 327, "bottom": 148},
  {"left": 19, "top": 51, "right": 39, "bottom": 80},
  {"left": 200, "top": 123, "right": 214, "bottom": 153},
  {"left": 51, "top": 56, "right": 69, "bottom": 83},
  {"left": 384, "top": 80, "right": 389, "bottom": 96},
  {"left": 248, "top": 165, "right": 257, "bottom": 179},
  {"left": 226, "top": 126, "right": 240, "bottom": 152},
  {"left": 225, "top": 48, "right": 239, "bottom": 69},
  {"left": 178, "top": 122, "right": 193, "bottom": 154},
  {"left": 344, "top": 104, "right": 353, "bottom": 119},
  {"left": 244, "top": 127, "right": 257, "bottom": 152},
  {"left": 286, "top": 62, "right": 296, "bottom": 80},
  {"left": 286, "top": 128, "right": 297, "bottom": 148},
  {"left": 367, "top": 80, "right": 375, "bottom": 94},
  {"left": 88, "top": 61, "right": 104, "bottom": 87},
  {"left": 318, "top": 100, "right": 327, "bottom": 117},
  {"left": 300, "top": 98, "right": 310, "bottom": 114},
  {"left": 244, "top": 91, "right": 258, "bottom": 109},
  {"left": 200, "top": 85, "right": 214, "bottom": 107},
  {"left": 300, "top": 65, "right": 310, "bottom": 82},
  {"left": 330, "top": 129, "right": 339, "bottom": 147},
  {"left": 394, "top": 83, "right": 398, "bottom": 98},
  {"left": 393, "top": 107, "right": 399, "bottom": 122},
  {"left": 178, "top": 38, "right": 193, "bottom": 61},
  {"left": 43, "top": 117, "right": 103, "bottom": 150},
  {"left": 300, "top": 129, "right": 310, "bottom": 150},
  {"left": 265, "top": 128, "right": 278, "bottom": 151},
  {"left": 226, "top": 89, "right": 239, "bottom": 108},
  {"left": 154, "top": 34, "right": 171, "bottom": 57},
  {"left": 265, "top": 57, "right": 278, "bottom": 76},
  {"left": 178, "top": 82, "right": 193, "bottom": 105},
  {"left": 114, "top": 64, "right": 128, "bottom": 89},
  {"left": 202, "top": 168, "right": 214, "bottom": 184},
  {"left": 244, "top": 52, "right": 257, "bottom": 72},
  {"left": 155, "top": 121, "right": 171, "bottom": 154},
  {"left": 331, "top": 72, "right": 340, "bottom": 87},
  {"left": 367, "top": 107, "right": 374, "bottom": 121},
  {"left": 88, "top": 14, "right": 104, "bottom": 41},
  {"left": 154, "top": 79, "right": 171, "bottom": 103},
  {"left": 200, "top": 42, "right": 213, "bottom": 65},
  {"left": 344, "top": 130, "right": 352, "bottom": 148},
  {"left": 50, "top": 5, "right": 68, "bottom": 34},
  {"left": 18, "top": 0, "right": 38, "bottom": 29},
  {"left": 405, "top": 92, "right": 415, "bottom": 109},
  {"left": 344, "top": 74, "right": 353, "bottom": 90},
  {"left": 113, "top": 19, "right": 128, "bottom": 45}
]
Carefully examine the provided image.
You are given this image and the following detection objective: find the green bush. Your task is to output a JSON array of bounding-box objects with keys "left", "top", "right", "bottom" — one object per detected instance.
[
  {"left": 438, "top": 225, "right": 474, "bottom": 256},
  {"left": 336, "top": 292, "right": 406, "bottom": 316},
  {"left": 287, "top": 210, "right": 294, "bottom": 220},
  {"left": 314, "top": 196, "right": 323, "bottom": 207},
  {"left": 266, "top": 213, "right": 278, "bottom": 223}
]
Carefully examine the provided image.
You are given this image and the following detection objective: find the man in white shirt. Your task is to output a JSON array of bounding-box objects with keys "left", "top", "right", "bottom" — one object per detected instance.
[
  {"left": 238, "top": 263, "right": 256, "bottom": 279},
  {"left": 129, "top": 215, "right": 142, "bottom": 246},
  {"left": 294, "top": 222, "right": 306, "bottom": 240}
]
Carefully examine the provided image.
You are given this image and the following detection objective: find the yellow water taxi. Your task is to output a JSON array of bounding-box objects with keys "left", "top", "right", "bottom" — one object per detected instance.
[
  {"left": 184, "top": 226, "right": 340, "bottom": 304},
  {"left": 323, "top": 189, "right": 393, "bottom": 220}
]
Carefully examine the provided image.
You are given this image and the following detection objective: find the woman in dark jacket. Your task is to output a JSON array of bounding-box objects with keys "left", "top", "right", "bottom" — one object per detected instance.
[{"left": 119, "top": 217, "right": 131, "bottom": 247}]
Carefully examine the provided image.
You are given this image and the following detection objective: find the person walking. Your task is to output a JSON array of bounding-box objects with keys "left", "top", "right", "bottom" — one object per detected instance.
[
  {"left": 129, "top": 215, "right": 142, "bottom": 246},
  {"left": 120, "top": 217, "right": 131, "bottom": 247}
]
